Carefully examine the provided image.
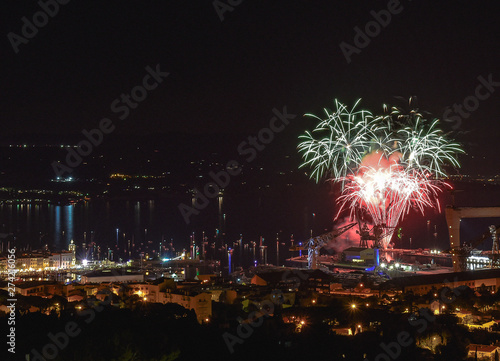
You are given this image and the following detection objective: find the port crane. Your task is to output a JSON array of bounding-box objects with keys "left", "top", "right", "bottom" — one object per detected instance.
[
  {"left": 355, "top": 207, "right": 395, "bottom": 249},
  {"left": 445, "top": 206, "right": 500, "bottom": 271},
  {"left": 450, "top": 224, "right": 500, "bottom": 272},
  {"left": 289, "top": 222, "right": 357, "bottom": 269},
  {"left": 357, "top": 223, "right": 394, "bottom": 249}
]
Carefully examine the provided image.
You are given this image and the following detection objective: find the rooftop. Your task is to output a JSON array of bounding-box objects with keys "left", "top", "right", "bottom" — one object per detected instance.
[
  {"left": 83, "top": 269, "right": 143, "bottom": 278},
  {"left": 254, "top": 269, "right": 333, "bottom": 285},
  {"left": 343, "top": 247, "right": 371, "bottom": 252},
  {"left": 467, "top": 344, "right": 499, "bottom": 353},
  {"left": 13, "top": 280, "right": 59, "bottom": 289},
  {"left": 383, "top": 268, "right": 500, "bottom": 289}
]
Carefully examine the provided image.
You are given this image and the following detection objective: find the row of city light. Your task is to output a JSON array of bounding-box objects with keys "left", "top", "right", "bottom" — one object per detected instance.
[
  {"left": 468, "top": 256, "right": 491, "bottom": 263},
  {"left": 380, "top": 262, "right": 400, "bottom": 269}
]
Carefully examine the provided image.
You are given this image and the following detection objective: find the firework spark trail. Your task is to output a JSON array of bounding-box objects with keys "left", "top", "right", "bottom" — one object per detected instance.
[
  {"left": 337, "top": 166, "right": 444, "bottom": 248},
  {"left": 299, "top": 99, "right": 463, "bottom": 249},
  {"left": 298, "top": 99, "right": 380, "bottom": 182},
  {"left": 396, "top": 118, "right": 463, "bottom": 177}
]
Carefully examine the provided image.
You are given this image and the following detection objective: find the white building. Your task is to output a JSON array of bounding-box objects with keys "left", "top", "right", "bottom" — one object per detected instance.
[{"left": 50, "top": 252, "right": 74, "bottom": 269}]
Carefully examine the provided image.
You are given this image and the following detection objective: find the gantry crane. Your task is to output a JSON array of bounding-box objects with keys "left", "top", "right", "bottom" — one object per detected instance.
[
  {"left": 450, "top": 224, "right": 500, "bottom": 272},
  {"left": 445, "top": 206, "right": 500, "bottom": 272},
  {"left": 357, "top": 223, "right": 394, "bottom": 249},
  {"left": 355, "top": 206, "right": 394, "bottom": 249},
  {"left": 289, "top": 222, "right": 357, "bottom": 269}
]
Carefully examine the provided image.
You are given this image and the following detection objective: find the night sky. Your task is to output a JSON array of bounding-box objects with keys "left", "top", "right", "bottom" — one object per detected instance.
[{"left": 1, "top": 1, "right": 499, "bottom": 175}]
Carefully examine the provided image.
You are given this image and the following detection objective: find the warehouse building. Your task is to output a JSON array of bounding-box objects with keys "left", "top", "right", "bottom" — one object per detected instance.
[{"left": 382, "top": 268, "right": 500, "bottom": 295}]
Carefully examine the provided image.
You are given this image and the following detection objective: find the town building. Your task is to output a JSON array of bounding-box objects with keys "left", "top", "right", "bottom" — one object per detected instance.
[
  {"left": 342, "top": 247, "right": 376, "bottom": 263},
  {"left": 80, "top": 269, "right": 144, "bottom": 284},
  {"left": 10, "top": 280, "right": 63, "bottom": 297},
  {"left": 382, "top": 268, "right": 500, "bottom": 295},
  {"left": 160, "top": 290, "right": 212, "bottom": 323},
  {"left": 467, "top": 344, "right": 500, "bottom": 361}
]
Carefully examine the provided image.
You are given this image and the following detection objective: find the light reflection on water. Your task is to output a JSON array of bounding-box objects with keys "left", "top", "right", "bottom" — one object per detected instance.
[
  {"left": 0, "top": 189, "right": 458, "bottom": 264},
  {"left": 1, "top": 199, "right": 207, "bottom": 253}
]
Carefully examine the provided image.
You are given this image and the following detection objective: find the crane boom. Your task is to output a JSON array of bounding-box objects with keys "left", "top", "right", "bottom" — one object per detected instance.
[
  {"left": 451, "top": 224, "right": 500, "bottom": 271},
  {"left": 307, "top": 222, "right": 357, "bottom": 269},
  {"left": 470, "top": 225, "right": 500, "bottom": 250}
]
